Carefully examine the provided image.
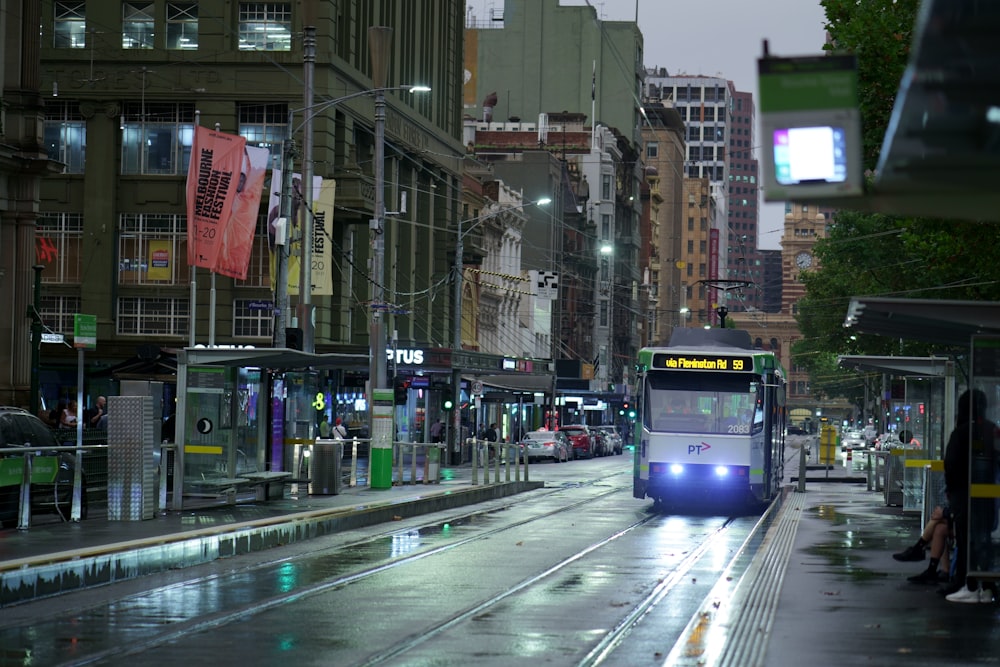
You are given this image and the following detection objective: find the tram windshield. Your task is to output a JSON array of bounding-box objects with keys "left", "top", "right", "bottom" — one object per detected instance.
[{"left": 643, "top": 372, "right": 764, "bottom": 435}]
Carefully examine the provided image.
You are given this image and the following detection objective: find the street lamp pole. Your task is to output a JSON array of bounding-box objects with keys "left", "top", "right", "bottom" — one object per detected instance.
[
  {"left": 369, "top": 26, "right": 391, "bottom": 450},
  {"left": 298, "top": 26, "right": 316, "bottom": 352}
]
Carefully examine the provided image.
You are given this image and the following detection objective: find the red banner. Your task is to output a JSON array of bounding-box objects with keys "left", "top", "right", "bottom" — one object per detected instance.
[
  {"left": 214, "top": 144, "right": 270, "bottom": 279},
  {"left": 185, "top": 126, "right": 246, "bottom": 269}
]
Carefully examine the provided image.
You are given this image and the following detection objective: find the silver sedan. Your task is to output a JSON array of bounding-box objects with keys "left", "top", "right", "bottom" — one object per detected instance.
[{"left": 519, "top": 430, "right": 571, "bottom": 463}]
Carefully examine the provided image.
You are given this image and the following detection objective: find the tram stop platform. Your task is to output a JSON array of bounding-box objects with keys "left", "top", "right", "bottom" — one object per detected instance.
[{"left": 3, "top": 448, "right": 999, "bottom": 666}]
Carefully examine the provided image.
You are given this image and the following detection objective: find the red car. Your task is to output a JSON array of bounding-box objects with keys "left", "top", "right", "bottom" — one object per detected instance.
[{"left": 559, "top": 425, "right": 595, "bottom": 458}]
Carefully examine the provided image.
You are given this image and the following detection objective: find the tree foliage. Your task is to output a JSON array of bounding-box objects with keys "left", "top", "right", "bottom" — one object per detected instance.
[{"left": 820, "top": 0, "right": 921, "bottom": 171}]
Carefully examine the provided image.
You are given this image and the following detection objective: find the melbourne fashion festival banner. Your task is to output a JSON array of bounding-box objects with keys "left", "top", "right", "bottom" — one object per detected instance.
[
  {"left": 187, "top": 126, "right": 267, "bottom": 277},
  {"left": 214, "top": 144, "right": 270, "bottom": 280},
  {"left": 266, "top": 170, "right": 330, "bottom": 295}
]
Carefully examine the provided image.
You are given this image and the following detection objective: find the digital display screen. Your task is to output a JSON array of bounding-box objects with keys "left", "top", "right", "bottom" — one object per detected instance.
[
  {"left": 773, "top": 126, "right": 847, "bottom": 185},
  {"left": 651, "top": 353, "right": 754, "bottom": 372}
]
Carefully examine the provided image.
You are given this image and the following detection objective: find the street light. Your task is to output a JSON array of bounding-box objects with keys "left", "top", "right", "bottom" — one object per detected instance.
[
  {"left": 275, "top": 31, "right": 430, "bottom": 353},
  {"left": 600, "top": 243, "right": 613, "bottom": 395}
]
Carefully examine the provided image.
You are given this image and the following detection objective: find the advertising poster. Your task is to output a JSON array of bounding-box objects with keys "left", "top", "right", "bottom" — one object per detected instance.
[
  {"left": 267, "top": 169, "right": 323, "bottom": 296},
  {"left": 147, "top": 239, "right": 172, "bottom": 281}
]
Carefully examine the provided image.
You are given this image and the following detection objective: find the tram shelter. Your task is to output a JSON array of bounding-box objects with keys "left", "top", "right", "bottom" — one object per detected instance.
[
  {"left": 172, "top": 346, "right": 368, "bottom": 510},
  {"left": 843, "top": 297, "right": 1000, "bottom": 579}
]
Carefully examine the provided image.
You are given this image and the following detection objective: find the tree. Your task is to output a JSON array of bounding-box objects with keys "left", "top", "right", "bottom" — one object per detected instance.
[{"left": 821, "top": 0, "right": 921, "bottom": 171}]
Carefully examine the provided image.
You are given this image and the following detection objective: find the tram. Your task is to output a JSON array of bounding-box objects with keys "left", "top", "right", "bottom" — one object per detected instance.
[{"left": 632, "top": 328, "right": 787, "bottom": 511}]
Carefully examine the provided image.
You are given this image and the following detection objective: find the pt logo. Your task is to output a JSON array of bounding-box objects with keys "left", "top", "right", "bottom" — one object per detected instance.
[{"left": 687, "top": 442, "right": 712, "bottom": 455}]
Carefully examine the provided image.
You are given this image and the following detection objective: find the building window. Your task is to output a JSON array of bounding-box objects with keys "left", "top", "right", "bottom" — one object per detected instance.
[
  {"left": 234, "top": 214, "right": 271, "bottom": 288},
  {"left": 601, "top": 174, "right": 612, "bottom": 200},
  {"left": 166, "top": 2, "right": 198, "bottom": 50},
  {"left": 238, "top": 102, "right": 288, "bottom": 171},
  {"left": 44, "top": 101, "right": 86, "bottom": 174},
  {"left": 646, "top": 142, "right": 658, "bottom": 159},
  {"left": 687, "top": 126, "right": 699, "bottom": 142},
  {"left": 601, "top": 214, "right": 611, "bottom": 241},
  {"left": 238, "top": 3, "right": 292, "bottom": 51},
  {"left": 118, "top": 213, "right": 188, "bottom": 285},
  {"left": 687, "top": 240, "right": 694, "bottom": 253},
  {"left": 121, "top": 102, "right": 195, "bottom": 175},
  {"left": 233, "top": 299, "right": 274, "bottom": 338},
  {"left": 54, "top": 1, "right": 86, "bottom": 48},
  {"left": 36, "top": 213, "right": 84, "bottom": 284},
  {"left": 117, "top": 296, "right": 190, "bottom": 336},
  {"left": 600, "top": 300, "right": 608, "bottom": 327},
  {"left": 689, "top": 146, "right": 701, "bottom": 161},
  {"left": 123, "top": 2, "right": 154, "bottom": 49}
]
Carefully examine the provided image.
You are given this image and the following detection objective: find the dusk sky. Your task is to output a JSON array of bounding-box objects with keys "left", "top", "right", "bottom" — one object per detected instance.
[{"left": 465, "top": 0, "right": 831, "bottom": 249}]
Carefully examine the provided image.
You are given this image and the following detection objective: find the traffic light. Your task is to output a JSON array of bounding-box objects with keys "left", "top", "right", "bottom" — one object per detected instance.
[{"left": 442, "top": 396, "right": 454, "bottom": 411}]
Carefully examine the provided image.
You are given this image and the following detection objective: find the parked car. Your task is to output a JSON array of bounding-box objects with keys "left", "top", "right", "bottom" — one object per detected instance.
[
  {"left": 559, "top": 425, "right": 595, "bottom": 458},
  {"left": 519, "top": 430, "right": 571, "bottom": 463},
  {"left": 592, "top": 425, "right": 623, "bottom": 455},
  {"left": 0, "top": 406, "right": 87, "bottom": 528}
]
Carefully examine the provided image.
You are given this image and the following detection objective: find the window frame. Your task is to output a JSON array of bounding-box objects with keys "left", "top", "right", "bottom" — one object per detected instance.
[
  {"left": 54, "top": 1, "right": 87, "bottom": 48},
  {"left": 166, "top": 2, "right": 198, "bottom": 50},
  {"left": 122, "top": 2, "right": 155, "bottom": 49},
  {"left": 238, "top": 3, "right": 292, "bottom": 51}
]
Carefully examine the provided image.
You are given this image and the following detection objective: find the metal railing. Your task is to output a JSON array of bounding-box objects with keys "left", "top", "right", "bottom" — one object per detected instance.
[
  {"left": 468, "top": 438, "right": 529, "bottom": 485},
  {"left": 1, "top": 443, "right": 103, "bottom": 530}
]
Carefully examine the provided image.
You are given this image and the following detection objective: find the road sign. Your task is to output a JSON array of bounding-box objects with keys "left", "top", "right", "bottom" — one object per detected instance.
[
  {"left": 40, "top": 333, "right": 64, "bottom": 344},
  {"left": 73, "top": 313, "right": 97, "bottom": 350},
  {"left": 471, "top": 380, "right": 483, "bottom": 395}
]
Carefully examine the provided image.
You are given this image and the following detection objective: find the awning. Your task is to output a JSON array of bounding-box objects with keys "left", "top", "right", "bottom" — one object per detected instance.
[
  {"left": 178, "top": 347, "right": 369, "bottom": 369},
  {"left": 837, "top": 355, "right": 953, "bottom": 377},
  {"left": 843, "top": 297, "right": 1000, "bottom": 346},
  {"left": 463, "top": 374, "right": 554, "bottom": 393}
]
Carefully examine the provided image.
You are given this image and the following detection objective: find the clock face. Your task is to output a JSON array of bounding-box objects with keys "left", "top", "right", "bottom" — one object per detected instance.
[{"left": 795, "top": 252, "right": 812, "bottom": 269}]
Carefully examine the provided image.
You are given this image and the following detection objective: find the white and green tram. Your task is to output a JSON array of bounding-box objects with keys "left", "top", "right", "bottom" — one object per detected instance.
[{"left": 633, "top": 328, "right": 787, "bottom": 510}]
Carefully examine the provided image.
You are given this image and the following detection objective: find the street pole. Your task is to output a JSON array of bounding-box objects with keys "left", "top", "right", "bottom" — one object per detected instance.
[
  {"left": 298, "top": 26, "right": 316, "bottom": 352},
  {"left": 368, "top": 26, "right": 392, "bottom": 487},
  {"left": 29, "top": 264, "right": 44, "bottom": 416},
  {"left": 452, "top": 215, "right": 464, "bottom": 465},
  {"left": 273, "top": 136, "right": 294, "bottom": 348}
]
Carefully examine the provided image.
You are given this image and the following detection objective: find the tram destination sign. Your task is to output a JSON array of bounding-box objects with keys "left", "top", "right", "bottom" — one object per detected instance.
[{"left": 652, "top": 353, "right": 754, "bottom": 372}]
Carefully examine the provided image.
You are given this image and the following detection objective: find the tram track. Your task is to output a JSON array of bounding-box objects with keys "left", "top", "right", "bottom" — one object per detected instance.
[{"left": 10, "top": 472, "right": 632, "bottom": 666}]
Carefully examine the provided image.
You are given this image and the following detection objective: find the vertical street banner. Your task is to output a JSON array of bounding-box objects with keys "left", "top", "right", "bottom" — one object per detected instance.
[
  {"left": 266, "top": 169, "right": 323, "bottom": 296},
  {"left": 311, "top": 179, "right": 336, "bottom": 296},
  {"left": 186, "top": 126, "right": 246, "bottom": 270},
  {"left": 214, "top": 144, "right": 270, "bottom": 280}
]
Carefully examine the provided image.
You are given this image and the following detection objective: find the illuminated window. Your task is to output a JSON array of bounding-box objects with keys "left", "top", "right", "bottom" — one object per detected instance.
[
  {"left": 54, "top": 1, "right": 86, "bottom": 48},
  {"left": 122, "top": 2, "right": 154, "bottom": 49},
  {"left": 121, "top": 102, "right": 195, "bottom": 175},
  {"left": 238, "top": 3, "right": 292, "bottom": 51},
  {"left": 166, "top": 2, "right": 198, "bottom": 50},
  {"left": 44, "top": 101, "right": 86, "bottom": 174}
]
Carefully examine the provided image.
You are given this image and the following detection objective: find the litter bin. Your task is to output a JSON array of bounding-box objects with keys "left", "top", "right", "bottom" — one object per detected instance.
[{"left": 310, "top": 438, "right": 342, "bottom": 495}]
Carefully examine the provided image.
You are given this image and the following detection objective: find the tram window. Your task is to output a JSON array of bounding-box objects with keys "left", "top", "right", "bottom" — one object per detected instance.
[{"left": 645, "top": 372, "right": 762, "bottom": 435}]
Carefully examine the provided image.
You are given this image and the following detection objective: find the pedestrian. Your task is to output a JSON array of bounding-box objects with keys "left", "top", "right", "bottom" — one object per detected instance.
[
  {"left": 430, "top": 418, "right": 445, "bottom": 443},
  {"left": 86, "top": 396, "right": 107, "bottom": 428},
  {"left": 332, "top": 417, "right": 348, "bottom": 440},
  {"left": 942, "top": 389, "right": 998, "bottom": 603}
]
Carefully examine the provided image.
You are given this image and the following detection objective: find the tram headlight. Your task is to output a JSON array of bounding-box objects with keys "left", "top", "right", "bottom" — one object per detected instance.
[
  {"left": 714, "top": 465, "right": 728, "bottom": 477},
  {"left": 669, "top": 463, "right": 684, "bottom": 475}
]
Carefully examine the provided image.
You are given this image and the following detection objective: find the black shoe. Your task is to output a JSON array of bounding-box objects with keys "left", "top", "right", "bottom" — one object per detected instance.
[
  {"left": 908, "top": 569, "right": 940, "bottom": 584},
  {"left": 938, "top": 580, "right": 963, "bottom": 597},
  {"left": 893, "top": 545, "right": 925, "bottom": 562}
]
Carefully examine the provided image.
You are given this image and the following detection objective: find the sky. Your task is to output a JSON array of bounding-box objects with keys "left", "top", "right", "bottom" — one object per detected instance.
[{"left": 465, "top": 0, "right": 830, "bottom": 250}]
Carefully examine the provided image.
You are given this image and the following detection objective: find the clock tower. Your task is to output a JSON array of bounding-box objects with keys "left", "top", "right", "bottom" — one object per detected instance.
[{"left": 780, "top": 204, "right": 827, "bottom": 315}]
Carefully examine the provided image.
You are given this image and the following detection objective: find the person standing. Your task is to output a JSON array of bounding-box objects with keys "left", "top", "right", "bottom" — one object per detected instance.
[
  {"left": 86, "top": 396, "right": 107, "bottom": 428},
  {"left": 332, "top": 417, "right": 348, "bottom": 440},
  {"left": 430, "top": 418, "right": 444, "bottom": 443},
  {"left": 943, "top": 389, "right": 998, "bottom": 603}
]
